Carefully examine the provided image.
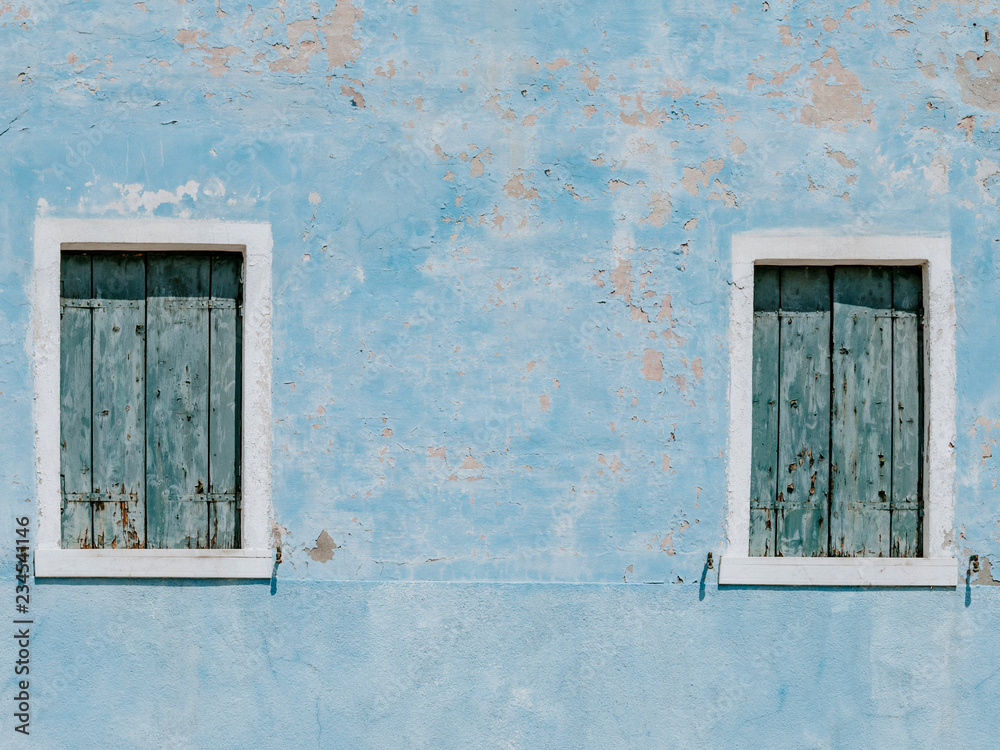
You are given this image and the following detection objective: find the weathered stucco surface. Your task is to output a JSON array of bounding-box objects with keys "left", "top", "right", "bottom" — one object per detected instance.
[{"left": 3, "top": 0, "right": 1000, "bottom": 746}]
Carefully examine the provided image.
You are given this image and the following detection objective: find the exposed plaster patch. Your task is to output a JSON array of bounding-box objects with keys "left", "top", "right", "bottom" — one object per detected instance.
[
  {"left": 307, "top": 529, "right": 340, "bottom": 563},
  {"left": 640, "top": 193, "right": 671, "bottom": 227},
  {"left": 267, "top": 1, "right": 362, "bottom": 73},
  {"left": 923, "top": 154, "right": 949, "bottom": 194},
  {"left": 826, "top": 149, "right": 856, "bottom": 169},
  {"left": 955, "top": 51, "right": 1000, "bottom": 114},
  {"left": 461, "top": 455, "right": 484, "bottom": 470},
  {"left": 641, "top": 349, "right": 663, "bottom": 381},
  {"left": 545, "top": 58, "right": 570, "bottom": 71},
  {"left": 975, "top": 555, "right": 1000, "bottom": 585},
  {"left": 730, "top": 136, "right": 746, "bottom": 155},
  {"left": 800, "top": 48, "right": 875, "bottom": 131},
  {"left": 503, "top": 173, "right": 539, "bottom": 200},
  {"left": 107, "top": 180, "right": 200, "bottom": 213},
  {"left": 620, "top": 93, "right": 669, "bottom": 129},
  {"left": 341, "top": 83, "right": 365, "bottom": 107},
  {"left": 470, "top": 149, "right": 491, "bottom": 178},
  {"left": 974, "top": 159, "right": 999, "bottom": 203},
  {"left": 580, "top": 66, "right": 599, "bottom": 91},
  {"left": 539, "top": 394, "right": 550, "bottom": 412},
  {"left": 957, "top": 115, "right": 976, "bottom": 141},
  {"left": 778, "top": 24, "right": 798, "bottom": 46},
  {"left": 610, "top": 257, "right": 633, "bottom": 304},
  {"left": 203, "top": 45, "right": 241, "bottom": 76},
  {"left": 174, "top": 28, "right": 208, "bottom": 45},
  {"left": 681, "top": 157, "right": 723, "bottom": 197}
]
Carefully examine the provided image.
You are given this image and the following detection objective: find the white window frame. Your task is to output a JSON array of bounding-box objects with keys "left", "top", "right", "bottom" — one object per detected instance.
[
  {"left": 32, "top": 218, "right": 274, "bottom": 579},
  {"left": 720, "top": 234, "right": 957, "bottom": 587}
]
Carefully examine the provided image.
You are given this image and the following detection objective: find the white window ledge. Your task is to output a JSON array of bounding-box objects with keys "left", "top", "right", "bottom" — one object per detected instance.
[
  {"left": 719, "top": 556, "right": 957, "bottom": 587},
  {"left": 35, "top": 549, "right": 274, "bottom": 579}
]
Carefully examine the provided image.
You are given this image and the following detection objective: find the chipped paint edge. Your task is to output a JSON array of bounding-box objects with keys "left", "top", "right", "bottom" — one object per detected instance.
[
  {"left": 725, "top": 234, "right": 956, "bottom": 582},
  {"left": 31, "top": 217, "right": 273, "bottom": 577}
]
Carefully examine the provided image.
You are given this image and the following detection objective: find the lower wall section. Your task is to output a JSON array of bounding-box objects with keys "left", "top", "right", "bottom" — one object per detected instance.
[{"left": 25, "top": 580, "right": 999, "bottom": 749}]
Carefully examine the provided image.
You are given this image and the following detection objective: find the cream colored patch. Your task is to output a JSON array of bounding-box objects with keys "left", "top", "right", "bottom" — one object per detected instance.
[
  {"left": 640, "top": 193, "right": 671, "bottom": 227},
  {"left": 642, "top": 349, "right": 663, "bottom": 381},
  {"left": 799, "top": 47, "right": 875, "bottom": 131},
  {"left": 470, "top": 149, "right": 491, "bottom": 178},
  {"left": 269, "top": 1, "right": 362, "bottom": 72},
  {"left": 175, "top": 28, "right": 207, "bottom": 45},
  {"left": 826, "top": 149, "right": 856, "bottom": 169},
  {"left": 109, "top": 181, "right": 200, "bottom": 213},
  {"left": 580, "top": 66, "right": 599, "bottom": 91},
  {"left": 307, "top": 529, "right": 340, "bottom": 563},
  {"left": 539, "top": 394, "right": 550, "bottom": 412},
  {"left": 957, "top": 115, "right": 976, "bottom": 141},
  {"left": 202, "top": 46, "right": 241, "bottom": 76},
  {"left": 341, "top": 84, "right": 365, "bottom": 108},
  {"left": 955, "top": 51, "right": 1000, "bottom": 114},
  {"left": 681, "top": 157, "right": 723, "bottom": 197},
  {"left": 309, "top": 191, "right": 322, "bottom": 205},
  {"left": 730, "top": 136, "right": 746, "bottom": 155},
  {"left": 610, "top": 258, "right": 633, "bottom": 304},
  {"left": 428, "top": 446, "right": 447, "bottom": 461},
  {"left": 545, "top": 58, "right": 570, "bottom": 71},
  {"left": 503, "top": 173, "right": 539, "bottom": 200},
  {"left": 923, "top": 154, "right": 949, "bottom": 194},
  {"left": 974, "top": 159, "right": 999, "bottom": 204}
]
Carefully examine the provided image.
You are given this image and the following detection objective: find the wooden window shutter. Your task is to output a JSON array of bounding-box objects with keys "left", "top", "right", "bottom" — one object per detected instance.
[
  {"left": 60, "top": 252, "right": 242, "bottom": 550},
  {"left": 748, "top": 265, "right": 923, "bottom": 558}
]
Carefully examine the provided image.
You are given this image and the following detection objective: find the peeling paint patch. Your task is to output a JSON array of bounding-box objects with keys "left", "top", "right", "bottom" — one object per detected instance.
[
  {"left": 642, "top": 349, "right": 663, "bottom": 381},
  {"left": 800, "top": 48, "right": 875, "bottom": 131},
  {"left": 610, "top": 257, "right": 633, "bottom": 304},
  {"left": 640, "top": 193, "right": 671, "bottom": 227},
  {"left": 956, "top": 51, "right": 1000, "bottom": 114},
  {"left": 307, "top": 530, "right": 340, "bottom": 563},
  {"left": 681, "top": 158, "right": 723, "bottom": 197},
  {"left": 107, "top": 180, "right": 200, "bottom": 213}
]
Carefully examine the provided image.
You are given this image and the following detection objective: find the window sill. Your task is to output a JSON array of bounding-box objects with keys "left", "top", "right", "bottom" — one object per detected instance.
[
  {"left": 719, "top": 556, "right": 957, "bottom": 587},
  {"left": 35, "top": 549, "right": 274, "bottom": 579}
]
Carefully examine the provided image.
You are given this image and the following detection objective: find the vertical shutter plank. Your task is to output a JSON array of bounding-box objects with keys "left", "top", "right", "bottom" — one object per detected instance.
[
  {"left": 91, "top": 254, "right": 146, "bottom": 549},
  {"left": 208, "top": 255, "right": 241, "bottom": 549},
  {"left": 749, "top": 267, "right": 779, "bottom": 556},
  {"left": 775, "top": 267, "right": 831, "bottom": 556},
  {"left": 832, "top": 267, "right": 892, "bottom": 557},
  {"left": 146, "top": 255, "right": 211, "bottom": 549},
  {"left": 60, "top": 253, "right": 94, "bottom": 549},
  {"left": 891, "top": 267, "right": 922, "bottom": 557}
]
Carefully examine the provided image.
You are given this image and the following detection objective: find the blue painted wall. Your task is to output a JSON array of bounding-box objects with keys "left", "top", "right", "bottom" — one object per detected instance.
[{"left": 3, "top": 0, "right": 1000, "bottom": 746}]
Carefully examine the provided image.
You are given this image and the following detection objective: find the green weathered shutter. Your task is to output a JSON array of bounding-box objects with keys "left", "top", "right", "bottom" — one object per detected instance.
[
  {"left": 748, "top": 265, "right": 922, "bottom": 558},
  {"left": 146, "top": 255, "right": 212, "bottom": 548},
  {"left": 91, "top": 254, "right": 146, "bottom": 548},
  {"left": 61, "top": 252, "right": 241, "bottom": 551},
  {"left": 831, "top": 267, "right": 893, "bottom": 557},
  {"left": 749, "top": 268, "right": 779, "bottom": 556},
  {"left": 208, "top": 255, "right": 241, "bottom": 549},
  {"left": 60, "top": 253, "right": 95, "bottom": 549},
  {"left": 775, "top": 267, "right": 830, "bottom": 556},
  {"left": 890, "top": 267, "right": 922, "bottom": 557}
]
